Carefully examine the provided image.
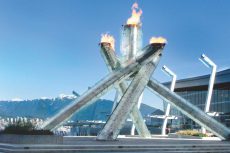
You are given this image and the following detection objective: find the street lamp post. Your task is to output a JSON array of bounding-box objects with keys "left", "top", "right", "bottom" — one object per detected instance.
[
  {"left": 161, "top": 65, "right": 177, "bottom": 135},
  {"left": 199, "top": 54, "right": 217, "bottom": 134}
]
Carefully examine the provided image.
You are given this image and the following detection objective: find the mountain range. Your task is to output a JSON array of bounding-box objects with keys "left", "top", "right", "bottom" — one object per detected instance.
[{"left": 0, "top": 95, "right": 157, "bottom": 121}]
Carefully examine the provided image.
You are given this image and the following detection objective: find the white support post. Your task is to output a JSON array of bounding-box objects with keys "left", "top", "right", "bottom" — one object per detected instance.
[
  {"left": 199, "top": 54, "right": 217, "bottom": 134},
  {"left": 161, "top": 65, "right": 177, "bottom": 135}
]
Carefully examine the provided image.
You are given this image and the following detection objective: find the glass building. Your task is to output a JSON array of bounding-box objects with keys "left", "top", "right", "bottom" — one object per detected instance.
[{"left": 163, "top": 69, "right": 230, "bottom": 131}]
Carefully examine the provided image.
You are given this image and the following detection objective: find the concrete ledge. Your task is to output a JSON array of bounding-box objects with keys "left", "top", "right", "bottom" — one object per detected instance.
[
  {"left": 0, "top": 137, "right": 228, "bottom": 152},
  {"left": 168, "top": 133, "right": 202, "bottom": 139},
  {"left": 0, "top": 139, "right": 229, "bottom": 153},
  {"left": 0, "top": 134, "right": 63, "bottom": 144}
]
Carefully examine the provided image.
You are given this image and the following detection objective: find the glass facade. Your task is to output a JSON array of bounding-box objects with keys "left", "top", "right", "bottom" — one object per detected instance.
[{"left": 170, "top": 85, "right": 230, "bottom": 130}]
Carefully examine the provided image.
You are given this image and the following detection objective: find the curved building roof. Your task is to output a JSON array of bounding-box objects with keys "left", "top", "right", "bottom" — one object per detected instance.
[{"left": 163, "top": 69, "right": 230, "bottom": 91}]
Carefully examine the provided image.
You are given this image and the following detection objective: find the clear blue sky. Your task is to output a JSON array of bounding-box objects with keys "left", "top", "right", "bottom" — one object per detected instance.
[{"left": 0, "top": 0, "right": 230, "bottom": 109}]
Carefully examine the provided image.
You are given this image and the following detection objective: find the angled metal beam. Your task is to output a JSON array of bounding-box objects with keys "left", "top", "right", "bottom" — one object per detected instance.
[
  {"left": 100, "top": 42, "right": 150, "bottom": 138},
  {"left": 131, "top": 93, "right": 143, "bottom": 136},
  {"left": 147, "top": 79, "right": 230, "bottom": 140},
  {"left": 41, "top": 43, "right": 162, "bottom": 130},
  {"left": 97, "top": 43, "right": 164, "bottom": 140},
  {"left": 111, "top": 89, "right": 120, "bottom": 112},
  {"left": 41, "top": 69, "right": 132, "bottom": 130},
  {"left": 116, "top": 79, "right": 150, "bottom": 138}
]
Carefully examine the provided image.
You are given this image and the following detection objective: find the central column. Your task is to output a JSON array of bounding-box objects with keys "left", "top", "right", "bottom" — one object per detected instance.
[
  {"left": 121, "top": 24, "right": 142, "bottom": 61},
  {"left": 121, "top": 23, "right": 144, "bottom": 136}
]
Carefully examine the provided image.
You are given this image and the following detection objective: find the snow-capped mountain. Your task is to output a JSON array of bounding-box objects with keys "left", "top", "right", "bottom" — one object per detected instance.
[
  {"left": 58, "top": 94, "right": 77, "bottom": 100},
  {"left": 0, "top": 95, "right": 157, "bottom": 121},
  {"left": 10, "top": 98, "right": 24, "bottom": 102}
]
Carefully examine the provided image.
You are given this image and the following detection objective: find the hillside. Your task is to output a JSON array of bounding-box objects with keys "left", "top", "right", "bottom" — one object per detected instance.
[{"left": 0, "top": 96, "right": 157, "bottom": 121}]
